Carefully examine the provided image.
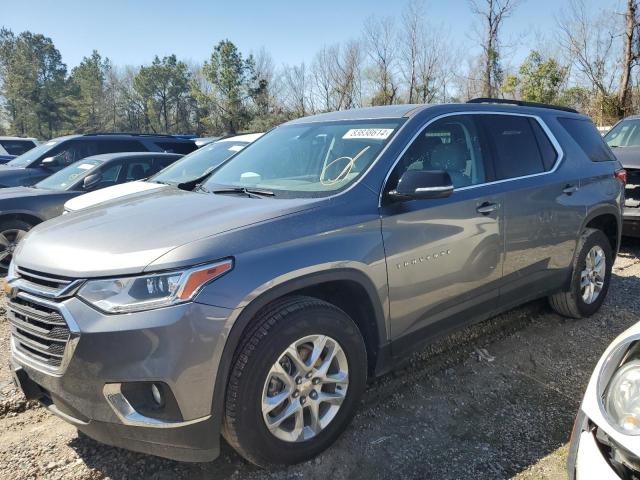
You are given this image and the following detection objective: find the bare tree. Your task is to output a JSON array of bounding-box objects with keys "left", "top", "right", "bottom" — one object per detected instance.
[
  {"left": 469, "top": 0, "right": 520, "bottom": 97},
  {"left": 399, "top": 0, "right": 422, "bottom": 103},
  {"left": 558, "top": 0, "right": 618, "bottom": 98},
  {"left": 618, "top": 0, "right": 639, "bottom": 116},
  {"left": 363, "top": 15, "right": 398, "bottom": 105},
  {"left": 281, "top": 62, "right": 311, "bottom": 117}
]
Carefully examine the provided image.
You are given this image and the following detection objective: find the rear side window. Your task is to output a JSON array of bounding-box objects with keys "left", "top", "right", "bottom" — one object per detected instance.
[
  {"left": 155, "top": 141, "right": 197, "bottom": 154},
  {"left": 480, "top": 115, "right": 547, "bottom": 179},
  {"left": 530, "top": 120, "right": 558, "bottom": 170},
  {"left": 558, "top": 118, "right": 615, "bottom": 162},
  {"left": 0, "top": 139, "right": 35, "bottom": 155},
  {"left": 97, "top": 139, "right": 147, "bottom": 154}
]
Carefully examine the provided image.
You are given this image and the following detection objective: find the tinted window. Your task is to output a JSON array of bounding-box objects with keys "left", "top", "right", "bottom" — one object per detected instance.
[
  {"left": 96, "top": 139, "right": 147, "bottom": 154},
  {"left": 155, "top": 141, "right": 197, "bottom": 154},
  {"left": 481, "top": 115, "right": 545, "bottom": 179},
  {"left": 7, "top": 139, "right": 63, "bottom": 167},
  {"left": 560, "top": 117, "right": 615, "bottom": 162},
  {"left": 390, "top": 115, "right": 488, "bottom": 189},
  {"left": 91, "top": 161, "right": 124, "bottom": 189},
  {"left": 0, "top": 140, "right": 36, "bottom": 156},
  {"left": 124, "top": 159, "right": 153, "bottom": 181},
  {"left": 45, "top": 140, "right": 102, "bottom": 170},
  {"left": 530, "top": 119, "right": 558, "bottom": 170}
]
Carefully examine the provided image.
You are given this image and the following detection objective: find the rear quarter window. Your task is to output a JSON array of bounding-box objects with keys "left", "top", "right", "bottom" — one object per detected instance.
[{"left": 558, "top": 117, "right": 616, "bottom": 162}]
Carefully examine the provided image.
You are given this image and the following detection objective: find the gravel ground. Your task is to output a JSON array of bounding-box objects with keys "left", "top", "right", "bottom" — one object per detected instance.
[{"left": 1, "top": 240, "right": 640, "bottom": 480}]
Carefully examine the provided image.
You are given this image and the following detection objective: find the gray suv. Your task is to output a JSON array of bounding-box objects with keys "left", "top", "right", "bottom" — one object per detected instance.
[{"left": 7, "top": 99, "right": 625, "bottom": 467}]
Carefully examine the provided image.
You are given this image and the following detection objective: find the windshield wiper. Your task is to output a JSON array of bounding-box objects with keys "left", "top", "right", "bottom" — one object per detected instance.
[{"left": 209, "top": 186, "right": 275, "bottom": 198}]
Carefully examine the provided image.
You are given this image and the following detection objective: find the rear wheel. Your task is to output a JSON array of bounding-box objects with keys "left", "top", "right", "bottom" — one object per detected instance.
[
  {"left": 549, "top": 228, "right": 613, "bottom": 318},
  {"left": 0, "top": 219, "right": 34, "bottom": 272},
  {"left": 222, "top": 296, "right": 367, "bottom": 467}
]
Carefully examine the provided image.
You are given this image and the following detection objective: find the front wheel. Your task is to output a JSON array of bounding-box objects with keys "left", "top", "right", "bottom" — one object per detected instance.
[
  {"left": 549, "top": 228, "right": 613, "bottom": 318},
  {"left": 0, "top": 218, "right": 34, "bottom": 272},
  {"left": 222, "top": 296, "right": 367, "bottom": 467}
]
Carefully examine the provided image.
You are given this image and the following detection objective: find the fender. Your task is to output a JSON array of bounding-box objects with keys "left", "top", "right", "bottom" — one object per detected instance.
[
  {"left": 581, "top": 203, "right": 622, "bottom": 253},
  {"left": 0, "top": 209, "right": 46, "bottom": 223},
  {"left": 203, "top": 267, "right": 388, "bottom": 441}
]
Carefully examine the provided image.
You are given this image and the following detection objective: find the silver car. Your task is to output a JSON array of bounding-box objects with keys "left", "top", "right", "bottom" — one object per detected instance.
[{"left": 7, "top": 100, "right": 625, "bottom": 467}]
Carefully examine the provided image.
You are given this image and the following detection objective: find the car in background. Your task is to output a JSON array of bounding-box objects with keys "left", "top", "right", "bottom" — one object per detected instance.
[
  {"left": 604, "top": 117, "right": 640, "bottom": 236},
  {"left": 0, "top": 152, "right": 182, "bottom": 272},
  {"left": 0, "top": 137, "right": 39, "bottom": 163},
  {"left": 195, "top": 136, "right": 221, "bottom": 147},
  {"left": 0, "top": 133, "right": 195, "bottom": 188},
  {"left": 568, "top": 322, "right": 640, "bottom": 479},
  {"left": 64, "top": 133, "right": 262, "bottom": 213}
]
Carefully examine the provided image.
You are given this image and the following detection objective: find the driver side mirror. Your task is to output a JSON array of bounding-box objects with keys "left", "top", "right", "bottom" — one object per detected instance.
[
  {"left": 83, "top": 173, "right": 102, "bottom": 190},
  {"left": 40, "top": 156, "right": 59, "bottom": 168},
  {"left": 388, "top": 170, "right": 454, "bottom": 201}
]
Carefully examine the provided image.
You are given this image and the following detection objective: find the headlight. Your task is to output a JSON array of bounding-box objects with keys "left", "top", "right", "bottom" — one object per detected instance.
[
  {"left": 77, "top": 259, "right": 233, "bottom": 313},
  {"left": 605, "top": 360, "right": 640, "bottom": 434}
]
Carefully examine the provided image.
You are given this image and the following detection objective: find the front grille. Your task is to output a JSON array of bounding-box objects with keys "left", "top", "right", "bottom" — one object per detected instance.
[
  {"left": 14, "top": 267, "right": 76, "bottom": 297},
  {"left": 8, "top": 294, "right": 71, "bottom": 369},
  {"left": 626, "top": 168, "right": 640, "bottom": 209}
]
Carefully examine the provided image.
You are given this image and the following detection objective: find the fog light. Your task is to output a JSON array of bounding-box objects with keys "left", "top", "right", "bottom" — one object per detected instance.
[{"left": 151, "top": 383, "right": 164, "bottom": 407}]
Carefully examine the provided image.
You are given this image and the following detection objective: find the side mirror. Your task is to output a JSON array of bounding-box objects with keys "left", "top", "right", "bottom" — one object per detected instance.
[
  {"left": 40, "top": 156, "right": 58, "bottom": 168},
  {"left": 389, "top": 170, "right": 454, "bottom": 201},
  {"left": 83, "top": 173, "right": 102, "bottom": 190}
]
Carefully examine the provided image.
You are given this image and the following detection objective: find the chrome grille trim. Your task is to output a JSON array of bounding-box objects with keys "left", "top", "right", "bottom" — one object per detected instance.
[
  {"left": 9, "top": 269, "right": 85, "bottom": 299},
  {"left": 8, "top": 291, "right": 80, "bottom": 375}
]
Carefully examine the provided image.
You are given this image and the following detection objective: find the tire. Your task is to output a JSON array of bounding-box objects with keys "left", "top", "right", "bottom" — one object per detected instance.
[
  {"left": 549, "top": 228, "right": 613, "bottom": 318},
  {"left": 0, "top": 218, "right": 35, "bottom": 272},
  {"left": 222, "top": 295, "right": 367, "bottom": 467}
]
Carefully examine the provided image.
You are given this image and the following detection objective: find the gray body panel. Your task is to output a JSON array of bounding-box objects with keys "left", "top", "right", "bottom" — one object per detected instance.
[{"left": 9, "top": 103, "right": 624, "bottom": 462}]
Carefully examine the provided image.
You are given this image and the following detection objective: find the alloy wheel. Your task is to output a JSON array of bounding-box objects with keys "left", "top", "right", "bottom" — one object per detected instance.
[
  {"left": 261, "top": 334, "right": 349, "bottom": 442},
  {"left": 0, "top": 228, "right": 28, "bottom": 269},
  {"left": 580, "top": 245, "right": 606, "bottom": 305}
]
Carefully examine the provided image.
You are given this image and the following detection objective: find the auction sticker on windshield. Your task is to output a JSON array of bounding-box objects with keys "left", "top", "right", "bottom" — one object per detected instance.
[{"left": 343, "top": 128, "right": 394, "bottom": 140}]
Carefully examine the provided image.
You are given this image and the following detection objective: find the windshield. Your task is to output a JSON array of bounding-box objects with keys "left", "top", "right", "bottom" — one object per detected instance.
[
  {"left": 151, "top": 141, "right": 249, "bottom": 184},
  {"left": 202, "top": 120, "right": 402, "bottom": 198},
  {"left": 7, "top": 139, "right": 61, "bottom": 167},
  {"left": 35, "top": 158, "right": 102, "bottom": 191},
  {"left": 605, "top": 119, "right": 640, "bottom": 147}
]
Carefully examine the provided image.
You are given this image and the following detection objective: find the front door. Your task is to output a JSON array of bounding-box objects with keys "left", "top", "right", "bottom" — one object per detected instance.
[{"left": 380, "top": 114, "right": 504, "bottom": 349}]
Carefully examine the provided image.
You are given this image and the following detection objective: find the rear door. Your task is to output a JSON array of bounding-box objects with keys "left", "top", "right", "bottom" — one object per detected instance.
[
  {"left": 479, "top": 114, "right": 584, "bottom": 304},
  {"left": 381, "top": 114, "right": 505, "bottom": 349}
]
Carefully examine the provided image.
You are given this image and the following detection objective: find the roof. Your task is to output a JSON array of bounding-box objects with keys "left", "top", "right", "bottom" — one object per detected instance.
[
  {"left": 80, "top": 152, "right": 183, "bottom": 163},
  {"left": 0, "top": 136, "right": 38, "bottom": 142},
  {"left": 285, "top": 105, "right": 423, "bottom": 124},
  {"left": 218, "top": 132, "right": 264, "bottom": 143}
]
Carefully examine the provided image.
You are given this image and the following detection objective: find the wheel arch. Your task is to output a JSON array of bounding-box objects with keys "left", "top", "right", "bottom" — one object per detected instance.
[
  {"left": 0, "top": 211, "right": 44, "bottom": 227},
  {"left": 581, "top": 205, "right": 621, "bottom": 258},
  {"left": 208, "top": 268, "right": 388, "bottom": 438}
]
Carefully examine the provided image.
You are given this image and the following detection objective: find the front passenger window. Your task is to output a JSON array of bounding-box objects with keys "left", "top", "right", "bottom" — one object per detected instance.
[{"left": 390, "top": 115, "right": 488, "bottom": 190}]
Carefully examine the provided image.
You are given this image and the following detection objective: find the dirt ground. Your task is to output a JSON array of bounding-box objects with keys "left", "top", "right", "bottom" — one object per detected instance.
[{"left": 1, "top": 241, "right": 640, "bottom": 480}]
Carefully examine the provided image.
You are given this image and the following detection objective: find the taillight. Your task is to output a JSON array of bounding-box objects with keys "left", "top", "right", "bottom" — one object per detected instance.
[{"left": 615, "top": 169, "right": 627, "bottom": 185}]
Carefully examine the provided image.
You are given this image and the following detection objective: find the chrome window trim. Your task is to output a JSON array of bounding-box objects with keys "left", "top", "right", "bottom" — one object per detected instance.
[{"left": 378, "top": 110, "right": 565, "bottom": 207}]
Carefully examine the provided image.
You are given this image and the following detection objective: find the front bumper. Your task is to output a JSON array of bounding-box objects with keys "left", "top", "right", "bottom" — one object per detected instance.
[
  {"left": 568, "top": 410, "right": 621, "bottom": 480},
  {"left": 10, "top": 295, "right": 234, "bottom": 462}
]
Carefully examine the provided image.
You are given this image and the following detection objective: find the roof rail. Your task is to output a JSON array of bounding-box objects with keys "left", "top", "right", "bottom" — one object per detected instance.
[
  {"left": 466, "top": 97, "right": 578, "bottom": 114},
  {"left": 82, "top": 132, "right": 192, "bottom": 139}
]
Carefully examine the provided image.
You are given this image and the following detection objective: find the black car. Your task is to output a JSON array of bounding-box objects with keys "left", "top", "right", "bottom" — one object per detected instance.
[
  {"left": 0, "top": 133, "right": 196, "bottom": 188},
  {"left": 0, "top": 152, "right": 182, "bottom": 270}
]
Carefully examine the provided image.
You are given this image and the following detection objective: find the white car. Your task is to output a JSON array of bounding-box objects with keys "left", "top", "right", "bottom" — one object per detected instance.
[
  {"left": 0, "top": 136, "right": 39, "bottom": 157},
  {"left": 64, "top": 133, "right": 263, "bottom": 213},
  {"left": 568, "top": 322, "right": 640, "bottom": 479}
]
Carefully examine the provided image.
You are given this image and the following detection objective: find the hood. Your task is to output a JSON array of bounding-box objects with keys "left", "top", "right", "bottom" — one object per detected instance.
[
  {"left": 0, "top": 186, "right": 53, "bottom": 201},
  {"left": 64, "top": 181, "right": 165, "bottom": 212},
  {"left": 15, "top": 187, "right": 319, "bottom": 277},
  {"left": 611, "top": 146, "right": 640, "bottom": 169}
]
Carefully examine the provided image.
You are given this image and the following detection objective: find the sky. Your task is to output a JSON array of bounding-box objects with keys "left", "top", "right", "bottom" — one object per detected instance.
[{"left": 0, "top": 0, "right": 621, "bottom": 70}]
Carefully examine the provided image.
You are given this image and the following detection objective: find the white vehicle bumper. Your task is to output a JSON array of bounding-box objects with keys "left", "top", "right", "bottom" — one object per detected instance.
[{"left": 575, "top": 431, "right": 620, "bottom": 480}]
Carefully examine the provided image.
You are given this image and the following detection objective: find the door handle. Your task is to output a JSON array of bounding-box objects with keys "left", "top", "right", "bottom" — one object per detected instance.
[
  {"left": 563, "top": 184, "right": 579, "bottom": 195},
  {"left": 476, "top": 202, "right": 500, "bottom": 215}
]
